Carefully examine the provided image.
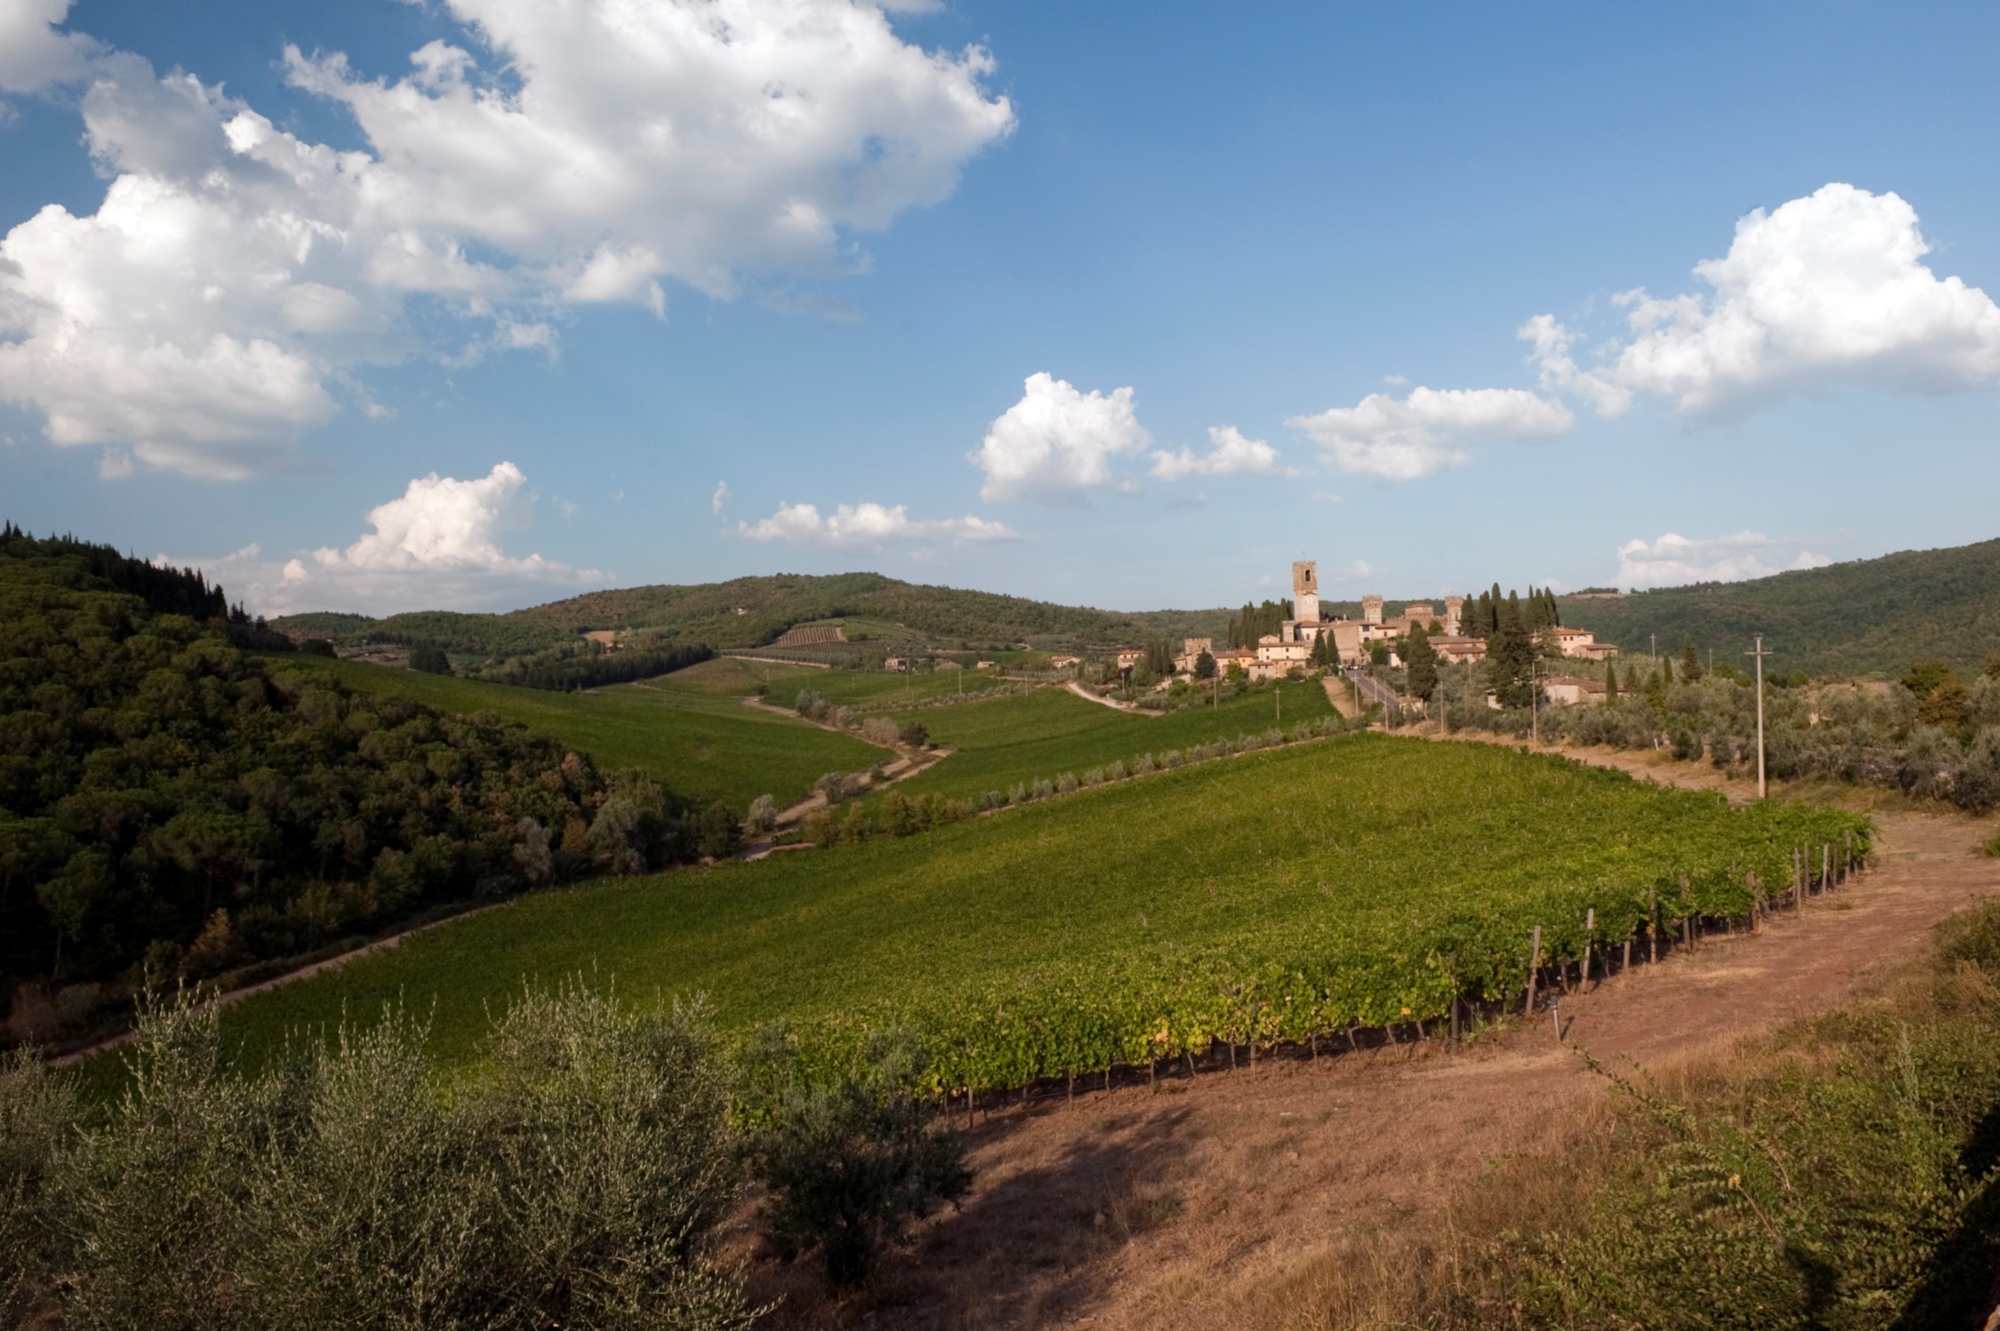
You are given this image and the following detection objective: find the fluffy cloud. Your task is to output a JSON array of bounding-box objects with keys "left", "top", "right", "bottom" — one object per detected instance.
[
  {"left": 288, "top": 0, "right": 1015, "bottom": 302},
  {"left": 1149, "top": 425, "right": 1290, "bottom": 481},
  {"left": 1527, "top": 184, "right": 2000, "bottom": 419},
  {"left": 970, "top": 372, "right": 1151, "bottom": 504},
  {"left": 0, "top": 0, "right": 91, "bottom": 92},
  {"left": 1286, "top": 386, "right": 1572, "bottom": 481},
  {"left": 191, "top": 461, "right": 597, "bottom": 614},
  {"left": 734, "top": 500, "right": 1017, "bottom": 547},
  {"left": 0, "top": 0, "right": 1012, "bottom": 477},
  {"left": 1614, "top": 531, "right": 1832, "bottom": 589}
]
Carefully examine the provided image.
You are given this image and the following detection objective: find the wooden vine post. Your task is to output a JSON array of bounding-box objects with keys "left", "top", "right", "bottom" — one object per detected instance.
[
  {"left": 1583, "top": 907, "right": 1596, "bottom": 989},
  {"left": 1525, "top": 925, "right": 1543, "bottom": 1017}
]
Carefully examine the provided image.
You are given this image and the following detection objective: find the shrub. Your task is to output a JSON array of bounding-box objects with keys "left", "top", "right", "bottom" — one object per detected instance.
[
  {"left": 744, "top": 795, "right": 778, "bottom": 836},
  {"left": 1006, "top": 783, "right": 1028, "bottom": 806},
  {"left": 697, "top": 801, "right": 741, "bottom": 860},
  {"left": 1106, "top": 760, "right": 1129, "bottom": 782},
  {"left": 1081, "top": 767, "right": 1105, "bottom": 787},
  {"left": 1030, "top": 778, "right": 1055, "bottom": 801},
  {"left": 1056, "top": 772, "right": 1080, "bottom": 795},
  {"left": 898, "top": 720, "right": 929, "bottom": 748},
  {"left": 833, "top": 706, "right": 859, "bottom": 730},
  {"left": 979, "top": 790, "right": 1005, "bottom": 811},
  {"left": 859, "top": 717, "right": 901, "bottom": 746},
  {"left": 409, "top": 645, "right": 453, "bottom": 675},
  {"left": 587, "top": 771, "right": 679, "bottom": 875},
  {"left": 18, "top": 988, "right": 753, "bottom": 1330},
  {"left": 1132, "top": 753, "right": 1156, "bottom": 775},
  {"left": 813, "top": 772, "right": 861, "bottom": 806},
  {"left": 747, "top": 1028, "right": 970, "bottom": 1288},
  {"left": 1161, "top": 749, "right": 1183, "bottom": 768}
]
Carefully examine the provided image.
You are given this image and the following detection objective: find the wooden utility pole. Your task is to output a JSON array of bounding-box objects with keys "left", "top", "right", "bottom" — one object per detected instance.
[{"left": 1746, "top": 636, "right": 1771, "bottom": 799}]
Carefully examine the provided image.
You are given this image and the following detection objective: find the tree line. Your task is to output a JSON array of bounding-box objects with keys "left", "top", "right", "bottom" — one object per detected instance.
[{"left": 0, "top": 529, "right": 730, "bottom": 1043}]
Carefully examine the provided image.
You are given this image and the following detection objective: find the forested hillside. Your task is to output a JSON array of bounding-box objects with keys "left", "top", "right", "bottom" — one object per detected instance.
[
  {"left": 275, "top": 571, "right": 1231, "bottom": 658},
  {"left": 1557, "top": 537, "right": 2000, "bottom": 677},
  {"left": 0, "top": 528, "right": 720, "bottom": 1034}
]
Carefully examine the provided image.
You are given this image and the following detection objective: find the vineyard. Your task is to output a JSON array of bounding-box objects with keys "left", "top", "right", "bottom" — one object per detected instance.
[
  {"left": 882, "top": 679, "right": 1337, "bottom": 801},
  {"left": 211, "top": 734, "right": 1866, "bottom": 1099},
  {"left": 298, "top": 656, "right": 879, "bottom": 809}
]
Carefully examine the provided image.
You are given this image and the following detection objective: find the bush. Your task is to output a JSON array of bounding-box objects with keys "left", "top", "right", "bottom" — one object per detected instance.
[
  {"left": 12, "top": 987, "right": 753, "bottom": 1330},
  {"left": 697, "top": 801, "right": 741, "bottom": 860},
  {"left": 747, "top": 1027, "right": 970, "bottom": 1287},
  {"left": 1056, "top": 772, "right": 1079, "bottom": 795},
  {"left": 744, "top": 795, "right": 778, "bottom": 836},
  {"left": 859, "top": 716, "right": 901, "bottom": 746},
  {"left": 409, "top": 645, "right": 453, "bottom": 675}
]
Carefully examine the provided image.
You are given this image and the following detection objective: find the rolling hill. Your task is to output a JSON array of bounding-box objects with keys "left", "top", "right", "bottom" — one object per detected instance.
[
  {"left": 266, "top": 535, "right": 2000, "bottom": 682},
  {"left": 1555, "top": 536, "right": 2000, "bottom": 679},
  {"left": 273, "top": 571, "right": 1231, "bottom": 659}
]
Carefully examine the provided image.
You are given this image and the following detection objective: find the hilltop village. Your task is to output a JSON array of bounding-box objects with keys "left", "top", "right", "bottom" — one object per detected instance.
[{"left": 1167, "top": 561, "right": 1619, "bottom": 690}]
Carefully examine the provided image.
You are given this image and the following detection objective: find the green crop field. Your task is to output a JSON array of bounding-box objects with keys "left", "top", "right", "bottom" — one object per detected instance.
[
  {"left": 881, "top": 679, "right": 1336, "bottom": 801},
  {"left": 212, "top": 734, "right": 1863, "bottom": 1094},
  {"left": 283, "top": 656, "right": 880, "bottom": 809},
  {"left": 803, "top": 665, "right": 1009, "bottom": 708},
  {"left": 648, "top": 656, "right": 824, "bottom": 696}
]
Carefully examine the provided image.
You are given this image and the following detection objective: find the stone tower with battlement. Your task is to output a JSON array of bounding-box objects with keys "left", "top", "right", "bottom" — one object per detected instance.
[
  {"left": 1362, "top": 594, "right": 1384, "bottom": 625},
  {"left": 1291, "top": 561, "right": 1320, "bottom": 626},
  {"left": 1444, "top": 595, "right": 1465, "bottom": 636}
]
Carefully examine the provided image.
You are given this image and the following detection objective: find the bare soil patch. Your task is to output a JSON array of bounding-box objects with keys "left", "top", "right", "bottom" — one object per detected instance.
[{"left": 745, "top": 745, "right": 2000, "bottom": 1330}]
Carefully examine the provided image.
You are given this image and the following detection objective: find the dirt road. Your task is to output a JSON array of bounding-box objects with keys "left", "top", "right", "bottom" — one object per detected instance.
[{"left": 747, "top": 745, "right": 2000, "bottom": 1330}]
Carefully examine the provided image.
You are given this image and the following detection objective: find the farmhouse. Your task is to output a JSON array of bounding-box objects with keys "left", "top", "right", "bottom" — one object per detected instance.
[{"left": 1543, "top": 675, "right": 1609, "bottom": 706}]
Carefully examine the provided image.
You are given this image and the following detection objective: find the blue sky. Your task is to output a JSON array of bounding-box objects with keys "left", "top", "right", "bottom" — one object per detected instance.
[{"left": 3, "top": 0, "right": 1997, "bottom": 616}]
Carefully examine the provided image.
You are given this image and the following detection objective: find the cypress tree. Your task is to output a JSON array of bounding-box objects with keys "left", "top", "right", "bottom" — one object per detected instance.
[
  {"left": 1405, "top": 624, "right": 1438, "bottom": 701},
  {"left": 1604, "top": 659, "right": 1620, "bottom": 702},
  {"left": 1680, "top": 637, "right": 1703, "bottom": 684},
  {"left": 1487, "top": 595, "right": 1536, "bottom": 709}
]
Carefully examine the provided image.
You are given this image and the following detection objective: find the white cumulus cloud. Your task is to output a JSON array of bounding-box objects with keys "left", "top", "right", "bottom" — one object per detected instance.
[
  {"left": 734, "top": 500, "right": 1017, "bottom": 547},
  {"left": 1149, "top": 425, "right": 1290, "bottom": 481},
  {"left": 1527, "top": 183, "right": 2000, "bottom": 420},
  {"left": 971, "top": 372, "right": 1151, "bottom": 504},
  {"left": 1615, "top": 531, "right": 1832, "bottom": 589},
  {"left": 1286, "top": 386, "right": 1573, "bottom": 481},
  {"left": 0, "top": 0, "right": 1013, "bottom": 477},
  {"left": 0, "top": 0, "right": 92, "bottom": 93},
  {"left": 183, "top": 461, "right": 599, "bottom": 615}
]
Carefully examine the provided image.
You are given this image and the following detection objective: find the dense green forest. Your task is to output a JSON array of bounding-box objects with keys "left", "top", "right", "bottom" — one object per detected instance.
[
  {"left": 1558, "top": 537, "right": 2000, "bottom": 677},
  {"left": 0, "top": 528, "right": 721, "bottom": 1032},
  {"left": 275, "top": 571, "right": 1232, "bottom": 659}
]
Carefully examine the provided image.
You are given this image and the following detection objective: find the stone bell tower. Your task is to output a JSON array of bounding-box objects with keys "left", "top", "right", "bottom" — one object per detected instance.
[{"left": 1291, "top": 561, "right": 1320, "bottom": 627}]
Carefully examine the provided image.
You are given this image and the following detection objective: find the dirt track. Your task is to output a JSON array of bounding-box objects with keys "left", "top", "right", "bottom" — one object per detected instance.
[{"left": 748, "top": 743, "right": 2000, "bottom": 1330}]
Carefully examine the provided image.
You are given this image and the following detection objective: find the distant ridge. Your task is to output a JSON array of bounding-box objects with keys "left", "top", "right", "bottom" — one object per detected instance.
[
  {"left": 268, "top": 535, "right": 2000, "bottom": 680},
  {"left": 1557, "top": 536, "right": 2000, "bottom": 678},
  {"left": 272, "top": 571, "right": 1233, "bottom": 659}
]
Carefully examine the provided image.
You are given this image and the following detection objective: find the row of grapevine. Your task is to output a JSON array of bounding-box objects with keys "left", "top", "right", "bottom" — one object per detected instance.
[{"left": 769, "top": 793, "right": 1869, "bottom": 1098}]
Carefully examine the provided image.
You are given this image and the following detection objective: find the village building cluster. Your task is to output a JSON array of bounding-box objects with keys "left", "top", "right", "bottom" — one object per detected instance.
[{"left": 1169, "top": 561, "right": 1620, "bottom": 690}]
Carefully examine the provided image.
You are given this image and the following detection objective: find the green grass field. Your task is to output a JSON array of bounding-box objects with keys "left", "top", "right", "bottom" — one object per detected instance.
[
  {"left": 882, "top": 678, "right": 1335, "bottom": 801},
  {"left": 283, "top": 656, "right": 880, "bottom": 810},
  {"left": 798, "top": 665, "right": 1008, "bottom": 708},
  {"left": 213, "top": 734, "right": 1863, "bottom": 1092},
  {"left": 647, "top": 656, "right": 824, "bottom": 696}
]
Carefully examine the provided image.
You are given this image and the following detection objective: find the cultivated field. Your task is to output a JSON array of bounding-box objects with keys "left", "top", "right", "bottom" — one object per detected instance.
[
  {"left": 291, "top": 656, "right": 879, "bottom": 809},
  {"left": 881, "top": 680, "right": 1337, "bottom": 801},
  {"left": 215, "top": 734, "right": 1863, "bottom": 1093}
]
